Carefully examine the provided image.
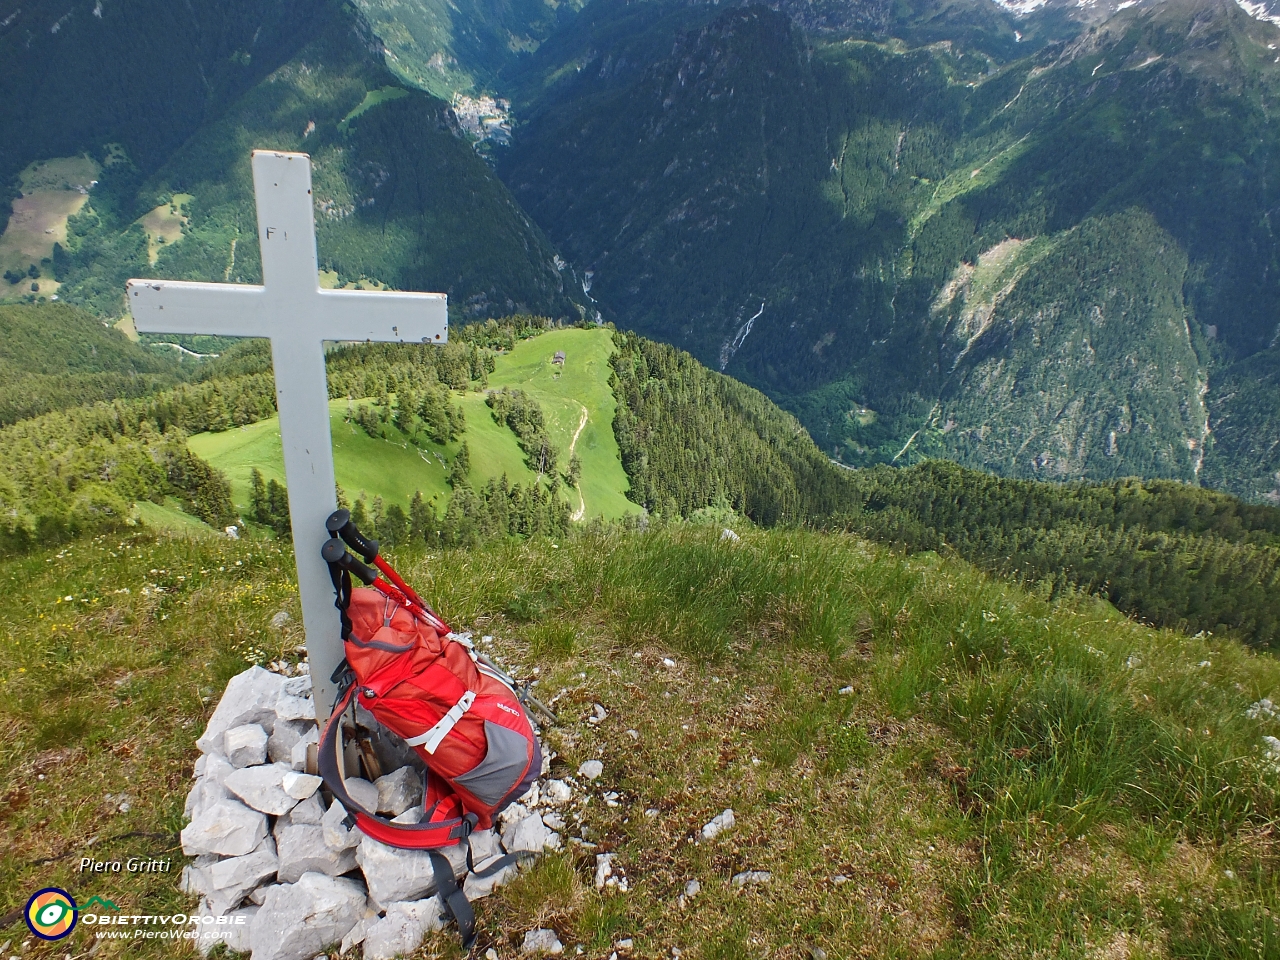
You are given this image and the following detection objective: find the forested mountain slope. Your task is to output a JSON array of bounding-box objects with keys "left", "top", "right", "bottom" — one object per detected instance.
[
  {"left": 0, "top": 302, "right": 181, "bottom": 424},
  {"left": 0, "top": 0, "right": 320, "bottom": 191},
  {"left": 0, "top": 0, "right": 584, "bottom": 326},
  {"left": 500, "top": 0, "right": 1280, "bottom": 502},
  {"left": 357, "top": 0, "right": 587, "bottom": 100},
  {"left": 0, "top": 301, "right": 1276, "bottom": 651}
]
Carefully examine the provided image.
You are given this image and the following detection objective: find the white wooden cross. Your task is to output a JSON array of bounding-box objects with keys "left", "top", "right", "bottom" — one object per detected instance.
[{"left": 128, "top": 150, "right": 448, "bottom": 719}]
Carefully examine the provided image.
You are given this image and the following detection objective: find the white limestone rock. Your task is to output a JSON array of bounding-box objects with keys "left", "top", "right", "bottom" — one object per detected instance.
[
  {"left": 275, "top": 694, "right": 316, "bottom": 723},
  {"left": 356, "top": 835, "right": 467, "bottom": 908},
  {"left": 361, "top": 899, "right": 445, "bottom": 960},
  {"left": 503, "top": 813, "right": 559, "bottom": 854},
  {"left": 288, "top": 792, "right": 325, "bottom": 825},
  {"left": 224, "top": 763, "right": 299, "bottom": 817},
  {"left": 519, "top": 781, "right": 541, "bottom": 808},
  {"left": 322, "top": 800, "right": 360, "bottom": 851},
  {"left": 247, "top": 872, "right": 366, "bottom": 960},
  {"left": 357, "top": 838, "right": 435, "bottom": 906},
  {"left": 206, "top": 838, "right": 279, "bottom": 915},
  {"left": 224, "top": 724, "right": 269, "bottom": 768},
  {"left": 463, "top": 854, "right": 520, "bottom": 902},
  {"left": 203, "top": 753, "right": 235, "bottom": 785},
  {"left": 185, "top": 776, "right": 231, "bottom": 823},
  {"left": 180, "top": 854, "right": 219, "bottom": 897},
  {"left": 193, "top": 902, "right": 257, "bottom": 956},
  {"left": 344, "top": 777, "right": 379, "bottom": 812},
  {"left": 374, "top": 766, "right": 423, "bottom": 816},
  {"left": 181, "top": 799, "right": 269, "bottom": 857},
  {"left": 268, "top": 718, "right": 315, "bottom": 765},
  {"left": 340, "top": 914, "right": 372, "bottom": 955},
  {"left": 497, "top": 801, "right": 530, "bottom": 829},
  {"left": 289, "top": 726, "right": 319, "bottom": 771},
  {"left": 282, "top": 771, "right": 322, "bottom": 800},
  {"left": 185, "top": 754, "right": 236, "bottom": 821},
  {"left": 541, "top": 780, "right": 572, "bottom": 806},
  {"left": 197, "top": 666, "right": 285, "bottom": 754},
  {"left": 594, "top": 853, "right": 615, "bottom": 890},
  {"left": 522, "top": 928, "right": 565, "bottom": 955},
  {"left": 731, "top": 870, "right": 772, "bottom": 887},
  {"left": 701, "top": 809, "right": 735, "bottom": 841},
  {"left": 469, "top": 828, "right": 501, "bottom": 863},
  {"left": 578, "top": 759, "right": 603, "bottom": 781},
  {"left": 276, "top": 822, "right": 358, "bottom": 882},
  {"left": 248, "top": 884, "right": 278, "bottom": 905},
  {"left": 391, "top": 805, "right": 424, "bottom": 824},
  {"left": 282, "top": 674, "right": 313, "bottom": 698}
]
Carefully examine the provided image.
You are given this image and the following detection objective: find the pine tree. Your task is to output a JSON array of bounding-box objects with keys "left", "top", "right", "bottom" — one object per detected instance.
[
  {"left": 265, "top": 479, "right": 290, "bottom": 539},
  {"left": 409, "top": 490, "right": 431, "bottom": 544},
  {"left": 250, "top": 468, "right": 269, "bottom": 525},
  {"left": 382, "top": 503, "right": 409, "bottom": 546},
  {"left": 351, "top": 495, "right": 370, "bottom": 532},
  {"left": 449, "top": 442, "right": 471, "bottom": 488}
]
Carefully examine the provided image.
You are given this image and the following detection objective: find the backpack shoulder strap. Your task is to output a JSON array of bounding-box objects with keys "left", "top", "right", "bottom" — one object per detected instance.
[{"left": 318, "top": 686, "right": 476, "bottom": 849}]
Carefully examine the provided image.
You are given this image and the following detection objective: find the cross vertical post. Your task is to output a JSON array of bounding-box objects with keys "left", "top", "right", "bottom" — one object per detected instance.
[{"left": 127, "top": 150, "right": 448, "bottom": 720}]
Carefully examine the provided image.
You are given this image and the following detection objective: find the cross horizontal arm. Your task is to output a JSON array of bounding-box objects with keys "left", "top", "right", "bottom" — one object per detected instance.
[
  {"left": 313, "top": 289, "right": 449, "bottom": 344},
  {"left": 127, "top": 279, "right": 267, "bottom": 338}
]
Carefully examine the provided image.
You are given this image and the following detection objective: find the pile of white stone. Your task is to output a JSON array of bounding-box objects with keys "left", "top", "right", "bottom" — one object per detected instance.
[{"left": 179, "top": 666, "right": 576, "bottom": 960}]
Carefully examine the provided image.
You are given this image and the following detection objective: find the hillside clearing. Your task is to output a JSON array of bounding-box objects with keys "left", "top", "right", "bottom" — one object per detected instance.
[
  {"left": 138, "top": 193, "right": 193, "bottom": 266},
  {"left": 0, "top": 156, "right": 99, "bottom": 286},
  {"left": 189, "top": 399, "right": 458, "bottom": 516},
  {"left": 0, "top": 527, "right": 1276, "bottom": 956},
  {"left": 189, "top": 327, "right": 636, "bottom": 524}
]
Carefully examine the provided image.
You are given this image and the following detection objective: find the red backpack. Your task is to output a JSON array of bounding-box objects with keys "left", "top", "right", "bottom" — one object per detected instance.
[{"left": 319, "top": 510, "right": 544, "bottom": 946}]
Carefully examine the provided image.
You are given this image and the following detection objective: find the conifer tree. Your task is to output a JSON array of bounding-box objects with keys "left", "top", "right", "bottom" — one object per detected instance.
[
  {"left": 250, "top": 468, "right": 269, "bottom": 524},
  {"left": 409, "top": 491, "right": 431, "bottom": 544},
  {"left": 449, "top": 442, "right": 471, "bottom": 488}
]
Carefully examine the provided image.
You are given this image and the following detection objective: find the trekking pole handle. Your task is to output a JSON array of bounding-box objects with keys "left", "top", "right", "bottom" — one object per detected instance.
[
  {"left": 321, "top": 537, "right": 377, "bottom": 585},
  {"left": 326, "top": 508, "right": 379, "bottom": 563}
]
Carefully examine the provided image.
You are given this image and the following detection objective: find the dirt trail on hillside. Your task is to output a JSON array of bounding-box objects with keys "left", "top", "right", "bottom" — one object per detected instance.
[{"left": 569, "top": 403, "right": 588, "bottom": 521}]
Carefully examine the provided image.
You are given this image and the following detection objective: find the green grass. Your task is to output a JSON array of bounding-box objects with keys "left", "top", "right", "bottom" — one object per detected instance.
[
  {"left": 485, "top": 327, "right": 636, "bottom": 521},
  {"left": 188, "top": 327, "right": 637, "bottom": 523},
  {"left": 189, "top": 399, "right": 457, "bottom": 517},
  {"left": 337, "top": 85, "right": 411, "bottom": 131},
  {"left": 2, "top": 526, "right": 1279, "bottom": 956},
  {"left": 131, "top": 498, "right": 220, "bottom": 537}
]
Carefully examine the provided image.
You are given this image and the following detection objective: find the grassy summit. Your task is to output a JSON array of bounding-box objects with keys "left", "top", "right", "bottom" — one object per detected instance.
[{"left": 1, "top": 526, "right": 1277, "bottom": 955}]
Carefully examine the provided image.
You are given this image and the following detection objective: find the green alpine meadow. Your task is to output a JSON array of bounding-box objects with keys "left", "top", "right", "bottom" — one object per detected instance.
[{"left": 3, "top": 0, "right": 1280, "bottom": 954}]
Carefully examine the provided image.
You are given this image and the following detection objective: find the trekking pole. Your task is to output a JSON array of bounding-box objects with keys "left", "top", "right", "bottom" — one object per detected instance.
[
  {"left": 326, "top": 509, "right": 450, "bottom": 633},
  {"left": 473, "top": 652, "right": 558, "bottom": 725}
]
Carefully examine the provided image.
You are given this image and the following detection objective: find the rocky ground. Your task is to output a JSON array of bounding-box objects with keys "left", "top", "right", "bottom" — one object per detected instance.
[{"left": 178, "top": 652, "right": 637, "bottom": 959}]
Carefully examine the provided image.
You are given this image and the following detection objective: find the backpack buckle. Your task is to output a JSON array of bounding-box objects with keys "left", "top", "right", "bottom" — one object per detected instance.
[{"left": 331, "top": 659, "right": 356, "bottom": 696}]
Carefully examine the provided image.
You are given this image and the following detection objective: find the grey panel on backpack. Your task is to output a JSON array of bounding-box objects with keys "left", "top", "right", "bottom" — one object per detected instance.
[{"left": 454, "top": 719, "right": 530, "bottom": 807}]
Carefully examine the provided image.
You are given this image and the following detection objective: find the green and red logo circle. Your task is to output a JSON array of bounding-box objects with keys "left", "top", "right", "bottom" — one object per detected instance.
[{"left": 25, "top": 888, "right": 78, "bottom": 940}]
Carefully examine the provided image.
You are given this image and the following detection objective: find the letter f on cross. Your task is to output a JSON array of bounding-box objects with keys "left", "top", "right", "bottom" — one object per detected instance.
[{"left": 127, "top": 150, "right": 448, "bottom": 718}]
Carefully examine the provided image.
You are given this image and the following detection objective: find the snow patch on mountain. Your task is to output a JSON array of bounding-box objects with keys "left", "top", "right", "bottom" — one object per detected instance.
[
  {"left": 990, "top": 0, "right": 1049, "bottom": 14},
  {"left": 1236, "top": 0, "right": 1280, "bottom": 26}
]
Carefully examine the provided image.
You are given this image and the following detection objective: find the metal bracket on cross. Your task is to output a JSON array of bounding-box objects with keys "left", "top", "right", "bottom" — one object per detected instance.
[{"left": 127, "top": 150, "right": 448, "bottom": 719}]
